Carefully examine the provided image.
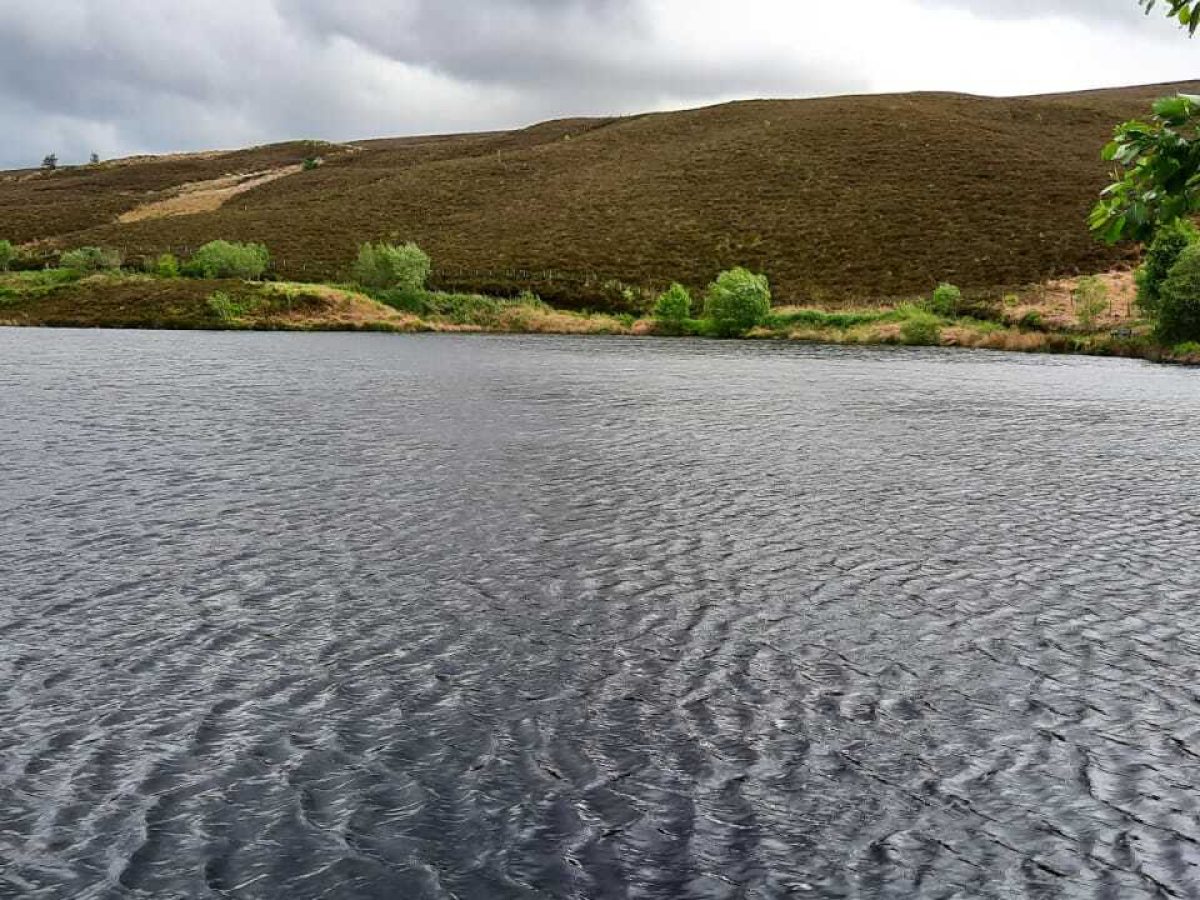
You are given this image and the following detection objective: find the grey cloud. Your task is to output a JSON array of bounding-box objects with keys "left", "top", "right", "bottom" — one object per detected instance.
[
  {"left": 0, "top": 0, "right": 858, "bottom": 168},
  {"left": 917, "top": 0, "right": 1168, "bottom": 22},
  {"left": 0, "top": 0, "right": 1186, "bottom": 170}
]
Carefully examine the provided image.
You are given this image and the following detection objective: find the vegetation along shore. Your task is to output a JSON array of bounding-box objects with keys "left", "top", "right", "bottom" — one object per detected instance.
[
  {"left": 1, "top": 237, "right": 1197, "bottom": 365},
  {"left": 9, "top": 78, "right": 1200, "bottom": 364}
]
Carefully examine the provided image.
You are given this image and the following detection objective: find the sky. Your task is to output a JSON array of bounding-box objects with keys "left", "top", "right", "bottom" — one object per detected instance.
[{"left": 1, "top": 0, "right": 1197, "bottom": 169}]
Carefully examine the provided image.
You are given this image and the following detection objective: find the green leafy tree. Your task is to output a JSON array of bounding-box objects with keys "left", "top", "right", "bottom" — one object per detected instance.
[
  {"left": 1091, "top": 94, "right": 1200, "bottom": 243},
  {"left": 1073, "top": 276, "right": 1109, "bottom": 329},
  {"left": 153, "top": 253, "right": 180, "bottom": 278},
  {"left": 1089, "top": 3, "right": 1200, "bottom": 240},
  {"left": 0, "top": 240, "right": 15, "bottom": 272},
  {"left": 654, "top": 283, "right": 692, "bottom": 326},
  {"left": 352, "top": 241, "right": 431, "bottom": 292},
  {"left": 184, "top": 241, "right": 270, "bottom": 279},
  {"left": 1157, "top": 243, "right": 1200, "bottom": 341},
  {"left": 60, "top": 246, "right": 122, "bottom": 271},
  {"left": 926, "top": 282, "right": 962, "bottom": 316},
  {"left": 1135, "top": 218, "right": 1198, "bottom": 314},
  {"left": 703, "top": 267, "right": 771, "bottom": 337}
]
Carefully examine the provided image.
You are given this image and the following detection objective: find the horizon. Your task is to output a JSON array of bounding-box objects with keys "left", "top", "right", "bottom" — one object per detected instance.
[{"left": 11, "top": 76, "right": 1200, "bottom": 172}]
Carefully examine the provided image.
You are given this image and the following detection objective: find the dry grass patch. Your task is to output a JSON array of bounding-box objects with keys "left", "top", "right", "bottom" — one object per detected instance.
[{"left": 118, "top": 166, "right": 306, "bottom": 223}]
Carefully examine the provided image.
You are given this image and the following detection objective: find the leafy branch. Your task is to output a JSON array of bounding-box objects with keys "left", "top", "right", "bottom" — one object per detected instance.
[
  {"left": 1091, "top": 95, "right": 1200, "bottom": 243},
  {"left": 1140, "top": 0, "right": 1200, "bottom": 33}
]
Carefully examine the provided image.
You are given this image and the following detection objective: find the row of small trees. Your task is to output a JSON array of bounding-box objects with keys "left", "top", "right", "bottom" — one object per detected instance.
[{"left": 39, "top": 153, "right": 100, "bottom": 170}]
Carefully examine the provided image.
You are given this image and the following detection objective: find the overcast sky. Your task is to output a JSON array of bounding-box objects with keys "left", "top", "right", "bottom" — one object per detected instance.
[{"left": 1, "top": 0, "right": 1197, "bottom": 169}]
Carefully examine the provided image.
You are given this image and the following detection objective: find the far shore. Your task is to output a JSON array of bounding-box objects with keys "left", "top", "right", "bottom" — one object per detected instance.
[{"left": 2, "top": 269, "right": 1196, "bottom": 366}]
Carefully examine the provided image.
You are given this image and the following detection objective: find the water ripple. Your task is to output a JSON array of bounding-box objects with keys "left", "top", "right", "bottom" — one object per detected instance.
[{"left": 2, "top": 330, "right": 1200, "bottom": 898}]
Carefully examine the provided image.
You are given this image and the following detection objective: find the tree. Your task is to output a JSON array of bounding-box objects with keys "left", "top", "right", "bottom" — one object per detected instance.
[
  {"left": 653, "top": 283, "right": 692, "bottom": 326},
  {"left": 1135, "top": 218, "right": 1198, "bottom": 314},
  {"left": 41, "top": 153, "right": 57, "bottom": 170},
  {"left": 352, "top": 241, "right": 431, "bottom": 291},
  {"left": 1141, "top": 0, "right": 1200, "bottom": 33},
  {"left": 1090, "top": 94, "right": 1200, "bottom": 243},
  {"left": 703, "top": 268, "right": 771, "bottom": 337},
  {"left": 1156, "top": 243, "right": 1200, "bottom": 341},
  {"left": 89, "top": 152, "right": 100, "bottom": 165}
]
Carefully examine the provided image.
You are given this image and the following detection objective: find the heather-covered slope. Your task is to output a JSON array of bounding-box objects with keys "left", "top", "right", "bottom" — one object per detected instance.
[{"left": 6, "top": 82, "right": 1196, "bottom": 304}]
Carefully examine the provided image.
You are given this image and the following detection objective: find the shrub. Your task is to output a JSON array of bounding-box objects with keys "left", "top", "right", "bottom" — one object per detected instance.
[
  {"left": 302, "top": 157, "right": 322, "bottom": 171},
  {"left": 0, "top": 240, "right": 14, "bottom": 272},
  {"left": 352, "top": 241, "right": 431, "bottom": 292},
  {"left": 926, "top": 282, "right": 962, "bottom": 317},
  {"left": 60, "top": 246, "right": 122, "bottom": 271},
  {"left": 1137, "top": 218, "right": 1198, "bottom": 316},
  {"left": 1157, "top": 243, "right": 1200, "bottom": 343},
  {"left": 184, "top": 241, "right": 270, "bottom": 279},
  {"left": 703, "top": 267, "right": 771, "bottom": 337},
  {"left": 654, "top": 283, "right": 692, "bottom": 325},
  {"left": 1073, "top": 275, "right": 1109, "bottom": 329},
  {"left": 152, "top": 253, "right": 179, "bottom": 278},
  {"left": 899, "top": 309, "right": 943, "bottom": 346},
  {"left": 206, "top": 291, "right": 257, "bottom": 322},
  {"left": 1173, "top": 341, "right": 1200, "bottom": 356},
  {"left": 1019, "top": 310, "right": 1045, "bottom": 331}
]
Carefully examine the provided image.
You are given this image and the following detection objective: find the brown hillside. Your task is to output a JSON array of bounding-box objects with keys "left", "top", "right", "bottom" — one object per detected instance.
[{"left": 5, "top": 83, "right": 1197, "bottom": 304}]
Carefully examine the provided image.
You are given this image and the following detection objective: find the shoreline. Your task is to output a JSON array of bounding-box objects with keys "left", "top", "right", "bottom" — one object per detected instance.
[{"left": 2, "top": 270, "right": 1196, "bottom": 366}]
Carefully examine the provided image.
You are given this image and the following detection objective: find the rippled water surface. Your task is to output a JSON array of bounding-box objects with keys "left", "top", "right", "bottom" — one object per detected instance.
[{"left": 3, "top": 329, "right": 1200, "bottom": 899}]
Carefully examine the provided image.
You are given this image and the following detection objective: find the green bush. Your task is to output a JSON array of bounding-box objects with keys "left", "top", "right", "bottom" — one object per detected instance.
[
  {"left": 60, "top": 246, "right": 122, "bottom": 271},
  {"left": 770, "top": 307, "right": 885, "bottom": 330},
  {"left": 152, "top": 253, "right": 179, "bottom": 278},
  {"left": 0, "top": 240, "right": 14, "bottom": 272},
  {"left": 1157, "top": 243, "right": 1200, "bottom": 343},
  {"left": 654, "top": 283, "right": 692, "bottom": 325},
  {"left": 352, "top": 241, "right": 431, "bottom": 292},
  {"left": 926, "top": 282, "right": 962, "bottom": 317},
  {"left": 1137, "top": 218, "right": 1198, "bottom": 316},
  {"left": 899, "top": 309, "right": 943, "bottom": 346},
  {"left": 302, "top": 157, "right": 322, "bottom": 171},
  {"left": 1173, "top": 341, "right": 1200, "bottom": 356},
  {"left": 184, "top": 241, "right": 270, "bottom": 279},
  {"left": 1073, "top": 276, "right": 1109, "bottom": 330},
  {"left": 703, "top": 268, "right": 771, "bottom": 337},
  {"left": 206, "top": 290, "right": 258, "bottom": 322},
  {"left": 1019, "top": 310, "right": 1045, "bottom": 331}
]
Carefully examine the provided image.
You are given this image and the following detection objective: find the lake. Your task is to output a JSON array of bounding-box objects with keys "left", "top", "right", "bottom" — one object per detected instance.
[{"left": 2, "top": 329, "right": 1200, "bottom": 899}]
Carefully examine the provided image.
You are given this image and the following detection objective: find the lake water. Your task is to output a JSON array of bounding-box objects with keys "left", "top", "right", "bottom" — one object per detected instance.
[{"left": 2, "top": 329, "right": 1200, "bottom": 899}]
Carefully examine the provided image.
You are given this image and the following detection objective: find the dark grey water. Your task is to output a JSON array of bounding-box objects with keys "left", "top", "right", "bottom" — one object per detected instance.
[{"left": 3, "top": 330, "right": 1200, "bottom": 899}]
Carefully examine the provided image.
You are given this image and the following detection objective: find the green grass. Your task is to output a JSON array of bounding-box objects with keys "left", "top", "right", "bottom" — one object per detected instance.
[
  {"left": 374, "top": 287, "right": 548, "bottom": 326},
  {"left": 0, "top": 268, "right": 82, "bottom": 303},
  {"left": 766, "top": 308, "right": 888, "bottom": 330}
]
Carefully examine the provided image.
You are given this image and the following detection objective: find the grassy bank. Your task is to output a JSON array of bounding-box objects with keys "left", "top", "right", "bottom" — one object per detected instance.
[{"left": 1, "top": 268, "right": 1195, "bottom": 364}]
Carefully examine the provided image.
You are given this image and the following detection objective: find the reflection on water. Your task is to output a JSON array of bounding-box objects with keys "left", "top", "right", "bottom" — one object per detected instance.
[{"left": 2, "top": 329, "right": 1200, "bottom": 899}]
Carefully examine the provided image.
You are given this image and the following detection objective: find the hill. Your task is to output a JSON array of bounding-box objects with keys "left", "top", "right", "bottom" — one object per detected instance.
[{"left": 4, "top": 82, "right": 1195, "bottom": 306}]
